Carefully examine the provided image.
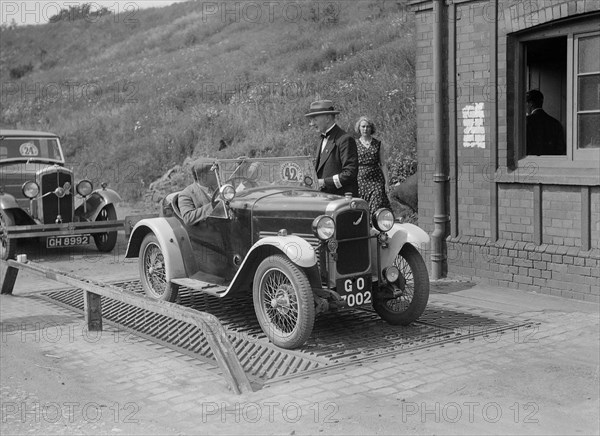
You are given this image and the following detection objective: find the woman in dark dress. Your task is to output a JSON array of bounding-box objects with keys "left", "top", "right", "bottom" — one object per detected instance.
[{"left": 354, "top": 116, "right": 391, "bottom": 214}]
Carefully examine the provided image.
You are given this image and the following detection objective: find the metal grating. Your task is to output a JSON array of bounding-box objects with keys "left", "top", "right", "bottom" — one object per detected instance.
[{"left": 41, "top": 280, "right": 532, "bottom": 386}]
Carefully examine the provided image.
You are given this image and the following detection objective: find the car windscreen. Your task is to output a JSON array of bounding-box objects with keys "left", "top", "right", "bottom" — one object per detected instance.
[
  {"left": 0, "top": 137, "right": 64, "bottom": 164},
  {"left": 217, "top": 157, "right": 318, "bottom": 190}
]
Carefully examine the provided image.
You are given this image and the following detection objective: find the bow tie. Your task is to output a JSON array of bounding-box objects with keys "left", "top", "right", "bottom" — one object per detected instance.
[{"left": 321, "top": 133, "right": 329, "bottom": 139}]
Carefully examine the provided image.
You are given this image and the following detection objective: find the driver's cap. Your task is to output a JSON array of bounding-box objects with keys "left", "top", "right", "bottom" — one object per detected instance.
[{"left": 192, "top": 159, "right": 216, "bottom": 185}]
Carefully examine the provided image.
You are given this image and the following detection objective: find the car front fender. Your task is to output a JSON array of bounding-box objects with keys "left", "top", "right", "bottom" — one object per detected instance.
[
  {"left": 226, "top": 235, "right": 318, "bottom": 296},
  {"left": 0, "top": 192, "right": 19, "bottom": 210},
  {"left": 75, "top": 188, "right": 122, "bottom": 221},
  {"left": 379, "top": 223, "right": 430, "bottom": 267},
  {"left": 125, "top": 217, "right": 197, "bottom": 281},
  {"left": 251, "top": 235, "right": 317, "bottom": 268}
]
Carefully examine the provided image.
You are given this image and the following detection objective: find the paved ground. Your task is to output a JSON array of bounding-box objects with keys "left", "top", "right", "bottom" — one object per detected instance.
[{"left": 1, "top": 229, "right": 598, "bottom": 435}]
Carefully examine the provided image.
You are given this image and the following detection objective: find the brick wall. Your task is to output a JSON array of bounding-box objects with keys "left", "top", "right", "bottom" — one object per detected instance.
[
  {"left": 414, "top": 7, "right": 435, "bottom": 233},
  {"left": 498, "top": 185, "right": 534, "bottom": 243},
  {"left": 447, "top": 236, "right": 600, "bottom": 302},
  {"left": 411, "top": 0, "right": 600, "bottom": 301},
  {"left": 542, "top": 186, "right": 582, "bottom": 247}
]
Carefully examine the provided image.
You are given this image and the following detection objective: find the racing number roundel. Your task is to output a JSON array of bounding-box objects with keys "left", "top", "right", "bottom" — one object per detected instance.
[
  {"left": 280, "top": 162, "right": 303, "bottom": 182},
  {"left": 19, "top": 142, "right": 39, "bottom": 156}
]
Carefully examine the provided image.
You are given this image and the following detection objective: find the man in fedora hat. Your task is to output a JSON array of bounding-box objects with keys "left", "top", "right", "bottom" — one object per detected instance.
[
  {"left": 305, "top": 99, "right": 359, "bottom": 196},
  {"left": 176, "top": 159, "right": 218, "bottom": 225}
]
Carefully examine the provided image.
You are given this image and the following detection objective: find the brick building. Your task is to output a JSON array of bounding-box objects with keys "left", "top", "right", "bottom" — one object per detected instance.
[{"left": 409, "top": 0, "right": 599, "bottom": 301}]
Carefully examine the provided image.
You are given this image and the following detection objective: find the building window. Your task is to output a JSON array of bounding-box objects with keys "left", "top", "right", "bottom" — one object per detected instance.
[
  {"left": 511, "top": 15, "right": 600, "bottom": 167},
  {"left": 524, "top": 37, "right": 567, "bottom": 156},
  {"left": 575, "top": 33, "right": 600, "bottom": 150}
]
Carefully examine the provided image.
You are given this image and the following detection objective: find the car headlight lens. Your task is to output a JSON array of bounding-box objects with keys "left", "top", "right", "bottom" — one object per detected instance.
[
  {"left": 22, "top": 181, "right": 40, "bottom": 199},
  {"left": 76, "top": 180, "right": 93, "bottom": 196},
  {"left": 383, "top": 266, "right": 400, "bottom": 283},
  {"left": 220, "top": 184, "right": 236, "bottom": 201},
  {"left": 373, "top": 208, "right": 395, "bottom": 232},
  {"left": 312, "top": 215, "right": 335, "bottom": 240}
]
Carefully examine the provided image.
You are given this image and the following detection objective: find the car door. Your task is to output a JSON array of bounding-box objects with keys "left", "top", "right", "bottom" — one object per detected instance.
[{"left": 185, "top": 213, "right": 235, "bottom": 281}]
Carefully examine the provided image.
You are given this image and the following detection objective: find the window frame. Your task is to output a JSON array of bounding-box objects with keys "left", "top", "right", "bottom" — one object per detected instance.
[
  {"left": 573, "top": 31, "right": 600, "bottom": 156},
  {"left": 508, "top": 15, "right": 600, "bottom": 186}
]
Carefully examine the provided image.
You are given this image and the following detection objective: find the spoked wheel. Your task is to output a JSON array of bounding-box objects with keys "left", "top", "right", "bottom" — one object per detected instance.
[
  {"left": 253, "top": 255, "right": 315, "bottom": 349},
  {"left": 373, "top": 243, "right": 429, "bottom": 325},
  {"left": 93, "top": 204, "right": 118, "bottom": 252},
  {"left": 139, "top": 233, "right": 179, "bottom": 302},
  {"left": 0, "top": 210, "right": 17, "bottom": 261}
]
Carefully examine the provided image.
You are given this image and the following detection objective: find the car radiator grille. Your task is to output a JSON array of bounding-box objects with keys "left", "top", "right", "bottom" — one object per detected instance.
[
  {"left": 40, "top": 171, "right": 73, "bottom": 224},
  {"left": 335, "top": 209, "right": 370, "bottom": 275}
]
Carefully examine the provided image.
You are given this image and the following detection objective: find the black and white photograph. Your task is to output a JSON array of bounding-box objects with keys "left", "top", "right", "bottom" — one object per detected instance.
[{"left": 1, "top": 0, "right": 598, "bottom": 434}]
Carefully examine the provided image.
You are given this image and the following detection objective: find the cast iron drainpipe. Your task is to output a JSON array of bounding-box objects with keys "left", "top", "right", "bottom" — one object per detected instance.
[{"left": 431, "top": 0, "right": 449, "bottom": 279}]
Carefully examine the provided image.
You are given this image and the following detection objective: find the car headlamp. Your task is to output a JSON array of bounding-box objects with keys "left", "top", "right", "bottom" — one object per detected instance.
[
  {"left": 22, "top": 181, "right": 40, "bottom": 199},
  {"left": 220, "top": 184, "right": 236, "bottom": 202},
  {"left": 373, "top": 208, "right": 395, "bottom": 232},
  {"left": 312, "top": 215, "right": 335, "bottom": 241},
  {"left": 76, "top": 180, "right": 93, "bottom": 197}
]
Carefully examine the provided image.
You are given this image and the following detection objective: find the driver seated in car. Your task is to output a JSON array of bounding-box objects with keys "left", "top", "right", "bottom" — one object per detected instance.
[{"left": 177, "top": 160, "right": 218, "bottom": 225}]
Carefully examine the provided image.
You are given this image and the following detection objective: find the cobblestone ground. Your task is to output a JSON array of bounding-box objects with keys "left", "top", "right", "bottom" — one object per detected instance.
[{"left": 1, "top": 270, "right": 598, "bottom": 435}]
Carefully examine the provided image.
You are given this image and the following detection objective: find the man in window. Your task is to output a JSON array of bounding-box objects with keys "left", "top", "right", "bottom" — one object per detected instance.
[{"left": 525, "top": 89, "right": 566, "bottom": 156}]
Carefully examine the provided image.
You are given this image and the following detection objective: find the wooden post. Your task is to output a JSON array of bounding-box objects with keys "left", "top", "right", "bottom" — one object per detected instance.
[
  {"left": 1, "top": 264, "right": 19, "bottom": 295},
  {"left": 84, "top": 291, "right": 103, "bottom": 331}
]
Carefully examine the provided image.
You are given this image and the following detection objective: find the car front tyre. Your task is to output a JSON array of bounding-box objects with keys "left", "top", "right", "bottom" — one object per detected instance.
[
  {"left": 253, "top": 254, "right": 315, "bottom": 349},
  {"left": 0, "top": 210, "right": 17, "bottom": 261},
  {"left": 139, "top": 233, "right": 179, "bottom": 302},
  {"left": 373, "top": 243, "right": 430, "bottom": 325}
]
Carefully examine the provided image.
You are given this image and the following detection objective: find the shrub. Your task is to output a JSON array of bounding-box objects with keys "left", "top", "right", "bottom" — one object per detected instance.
[
  {"left": 49, "top": 4, "right": 111, "bottom": 22},
  {"left": 0, "top": 1, "right": 418, "bottom": 204},
  {"left": 9, "top": 63, "right": 33, "bottom": 79}
]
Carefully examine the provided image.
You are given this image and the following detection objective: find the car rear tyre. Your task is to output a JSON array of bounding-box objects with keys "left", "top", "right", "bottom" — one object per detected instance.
[
  {"left": 0, "top": 210, "right": 17, "bottom": 261},
  {"left": 253, "top": 255, "right": 315, "bottom": 349},
  {"left": 93, "top": 204, "right": 118, "bottom": 252},
  {"left": 373, "top": 244, "right": 429, "bottom": 325},
  {"left": 139, "top": 233, "right": 179, "bottom": 302}
]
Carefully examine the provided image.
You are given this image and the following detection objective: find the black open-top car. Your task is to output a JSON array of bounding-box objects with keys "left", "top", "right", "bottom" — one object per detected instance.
[
  {"left": 0, "top": 129, "right": 123, "bottom": 260},
  {"left": 126, "top": 156, "right": 430, "bottom": 349}
]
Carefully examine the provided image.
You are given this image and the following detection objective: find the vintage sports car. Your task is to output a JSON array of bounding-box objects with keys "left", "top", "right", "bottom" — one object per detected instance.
[
  {"left": 0, "top": 129, "right": 123, "bottom": 260},
  {"left": 126, "top": 157, "right": 430, "bottom": 349}
]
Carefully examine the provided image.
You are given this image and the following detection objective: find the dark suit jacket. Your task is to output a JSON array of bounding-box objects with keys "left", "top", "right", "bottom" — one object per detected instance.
[
  {"left": 315, "top": 124, "right": 359, "bottom": 196},
  {"left": 176, "top": 183, "right": 213, "bottom": 225},
  {"left": 526, "top": 109, "right": 566, "bottom": 156}
]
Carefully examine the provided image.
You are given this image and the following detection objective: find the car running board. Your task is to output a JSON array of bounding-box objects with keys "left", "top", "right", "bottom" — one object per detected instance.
[{"left": 170, "top": 278, "right": 228, "bottom": 297}]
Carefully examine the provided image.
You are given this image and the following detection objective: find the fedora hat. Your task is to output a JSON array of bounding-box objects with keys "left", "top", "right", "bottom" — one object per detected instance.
[{"left": 304, "top": 100, "right": 340, "bottom": 117}]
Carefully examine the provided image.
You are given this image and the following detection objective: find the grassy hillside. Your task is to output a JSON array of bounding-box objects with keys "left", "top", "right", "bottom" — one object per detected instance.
[{"left": 0, "top": 0, "right": 417, "bottom": 202}]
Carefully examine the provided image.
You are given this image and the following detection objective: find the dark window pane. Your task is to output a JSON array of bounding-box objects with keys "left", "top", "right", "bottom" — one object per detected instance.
[
  {"left": 578, "top": 113, "right": 600, "bottom": 149},
  {"left": 578, "top": 75, "right": 600, "bottom": 111},
  {"left": 578, "top": 35, "right": 600, "bottom": 74}
]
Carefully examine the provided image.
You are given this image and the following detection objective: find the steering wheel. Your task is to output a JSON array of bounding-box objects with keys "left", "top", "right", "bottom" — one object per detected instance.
[{"left": 226, "top": 176, "right": 259, "bottom": 190}]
